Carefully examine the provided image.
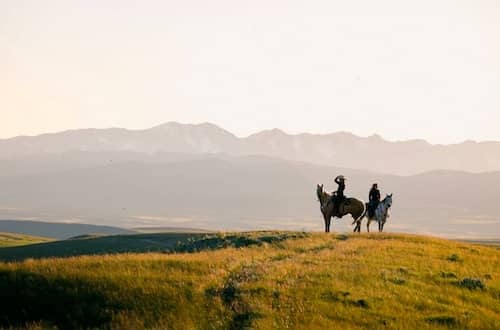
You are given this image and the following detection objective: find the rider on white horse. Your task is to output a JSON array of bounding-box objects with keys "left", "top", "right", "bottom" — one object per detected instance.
[{"left": 368, "top": 183, "right": 381, "bottom": 218}]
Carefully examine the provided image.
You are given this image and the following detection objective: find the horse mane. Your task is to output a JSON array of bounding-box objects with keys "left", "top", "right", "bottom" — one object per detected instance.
[{"left": 316, "top": 186, "right": 330, "bottom": 203}]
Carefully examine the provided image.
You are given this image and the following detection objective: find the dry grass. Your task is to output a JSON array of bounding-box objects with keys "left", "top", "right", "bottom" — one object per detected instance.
[
  {"left": 0, "top": 232, "right": 52, "bottom": 248},
  {"left": 0, "top": 232, "right": 499, "bottom": 329}
]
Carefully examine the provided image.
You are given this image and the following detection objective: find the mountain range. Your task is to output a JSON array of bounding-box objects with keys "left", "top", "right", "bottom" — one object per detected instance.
[
  {"left": 0, "top": 122, "right": 498, "bottom": 238},
  {"left": 2, "top": 122, "right": 500, "bottom": 175}
]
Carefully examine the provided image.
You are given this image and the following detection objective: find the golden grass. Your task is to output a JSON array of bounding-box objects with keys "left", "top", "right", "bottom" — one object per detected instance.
[
  {"left": 0, "top": 232, "right": 499, "bottom": 329},
  {"left": 0, "top": 232, "right": 52, "bottom": 247}
]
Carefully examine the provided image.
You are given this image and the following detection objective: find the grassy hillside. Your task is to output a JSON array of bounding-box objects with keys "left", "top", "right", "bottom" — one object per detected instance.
[
  {"left": 0, "top": 220, "right": 136, "bottom": 239},
  {"left": 0, "top": 233, "right": 204, "bottom": 261},
  {"left": 0, "top": 232, "right": 52, "bottom": 247},
  {"left": 0, "top": 232, "right": 499, "bottom": 329}
]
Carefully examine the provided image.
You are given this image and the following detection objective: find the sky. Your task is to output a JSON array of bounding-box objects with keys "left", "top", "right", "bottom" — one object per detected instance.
[{"left": 1, "top": 0, "right": 499, "bottom": 143}]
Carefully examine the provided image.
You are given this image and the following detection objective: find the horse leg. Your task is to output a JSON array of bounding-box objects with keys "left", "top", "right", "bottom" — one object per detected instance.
[
  {"left": 355, "top": 220, "right": 361, "bottom": 233},
  {"left": 357, "top": 209, "right": 366, "bottom": 233},
  {"left": 323, "top": 212, "right": 331, "bottom": 233},
  {"left": 354, "top": 204, "right": 367, "bottom": 233},
  {"left": 367, "top": 219, "right": 371, "bottom": 233},
  {"left": 352, "top": 215, "right": 361, "bottom": 233}
]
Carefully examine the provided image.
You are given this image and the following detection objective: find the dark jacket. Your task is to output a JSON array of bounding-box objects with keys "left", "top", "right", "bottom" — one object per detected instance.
[
  {"left": 335, "top": 177, "right": 345, "bottom": 198},
  {"left": 369, "top": 188, "right": 381, "bottom": 203}
]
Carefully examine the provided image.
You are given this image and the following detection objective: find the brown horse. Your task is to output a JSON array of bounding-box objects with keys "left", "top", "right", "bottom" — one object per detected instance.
[{"left": 316, "top": 184, "right": 366, "bottom": 233}]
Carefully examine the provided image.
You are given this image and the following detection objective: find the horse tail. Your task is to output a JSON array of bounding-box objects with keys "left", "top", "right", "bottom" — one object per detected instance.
[{"left": 353, "top": 201, "right": 367, "bottom": 225}]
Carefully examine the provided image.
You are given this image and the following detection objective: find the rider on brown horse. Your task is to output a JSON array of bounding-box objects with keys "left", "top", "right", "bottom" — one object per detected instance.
[{"left": 323, "top": 175, "right": 346, "bottom": 215}]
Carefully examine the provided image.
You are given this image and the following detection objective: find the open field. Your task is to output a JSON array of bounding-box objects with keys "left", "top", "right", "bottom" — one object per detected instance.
[
  {"left": 0, "top": 232, "right": 52, "bottom": 248},
  {"left": 0, "top": 232, "right": 499, "bottom": 329}
]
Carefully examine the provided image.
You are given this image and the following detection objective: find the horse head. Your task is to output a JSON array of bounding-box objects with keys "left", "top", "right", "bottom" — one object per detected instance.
[
  {"left": 385, "top": 193, "right": 393, "bottom": 208},
  {"left": 316, "top": 184, "right": 324, "bottom": 200}
]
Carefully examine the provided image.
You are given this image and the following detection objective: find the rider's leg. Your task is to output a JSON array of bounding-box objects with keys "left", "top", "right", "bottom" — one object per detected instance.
[
  {"left": 368, "top": 201, "right": 375, "bottom": 217},
  {"left": 333, "top": 197, "right": 341, "bottom": 215}
]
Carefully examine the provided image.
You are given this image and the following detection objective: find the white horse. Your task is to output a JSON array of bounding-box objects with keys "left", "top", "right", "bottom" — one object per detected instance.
[{"left": 353, "top": 194, "right": 393, "bottom": 232}]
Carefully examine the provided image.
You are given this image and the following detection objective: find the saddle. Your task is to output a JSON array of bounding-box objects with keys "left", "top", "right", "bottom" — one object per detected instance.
[
  {"left": 330, "top": 196, "right": 350, "bottom": 217},
  {"left": 337, "top": 198, "right": 350, "bottom": 215},
  {"left": 322, "top": 193, "right": 350, "bottom": 216}
]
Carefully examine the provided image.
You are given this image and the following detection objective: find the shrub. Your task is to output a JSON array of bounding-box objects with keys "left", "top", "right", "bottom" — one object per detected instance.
[
  {"left": 425, "top": 315, "right": 457, "bottom": 326},
  {"left": 447, "top": 254, "right": 462, "bottom": 262},
  {"left": 457, "top": 278, "right": 486, "bottom": 290}
]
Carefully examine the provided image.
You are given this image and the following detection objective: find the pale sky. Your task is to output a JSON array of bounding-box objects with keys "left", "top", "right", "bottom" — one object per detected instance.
[{"left": 1, "top": 0, "right": 499, "bottom": 143}]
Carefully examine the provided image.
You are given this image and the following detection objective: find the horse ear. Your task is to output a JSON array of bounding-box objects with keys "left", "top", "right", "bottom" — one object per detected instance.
[{"left": 389, "top": 193, "right": 393, "bottom": 197}]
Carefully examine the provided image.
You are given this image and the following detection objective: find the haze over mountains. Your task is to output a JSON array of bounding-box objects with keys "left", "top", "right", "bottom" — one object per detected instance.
[
  {"left": 2, "top": 122, "right": 500, "bottom": 175},
  {"left": 0, "top": 122, "right": 499, "bottom": 238}
]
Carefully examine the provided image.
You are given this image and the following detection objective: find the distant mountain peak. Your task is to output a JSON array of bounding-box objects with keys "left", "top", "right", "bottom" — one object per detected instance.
[
  {"left": 151, "top": 121, "right": 228, "bottom": 131},
  {"left": 248, "top": 128, "right": 288, "bottom": 139},
  {"left": 149, "top": 121, "right": 190, "bottom": 130},
  {"left": 367, "top": 134, "right": 384, "bottom": 141}
]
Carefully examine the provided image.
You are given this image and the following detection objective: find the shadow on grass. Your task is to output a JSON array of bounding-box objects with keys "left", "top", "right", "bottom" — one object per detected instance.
[
  {"left": 205, "top": 263, "right": 265, "bottom": 329},
  {"left": 0, "top": 269, "right": 123, "bottom": 329}
]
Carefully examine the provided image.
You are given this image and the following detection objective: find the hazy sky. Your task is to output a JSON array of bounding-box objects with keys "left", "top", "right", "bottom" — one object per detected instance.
[{"left": 1, "top": 0, "right": 499, "bottom": 143}]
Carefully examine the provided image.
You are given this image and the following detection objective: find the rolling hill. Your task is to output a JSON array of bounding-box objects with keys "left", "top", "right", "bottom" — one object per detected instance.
[
  {"left": 0, "top": 232, "right": 52, "bottom": 248},
  {"left": 0, "top": 156, "right": 498, "bottom": 238},
  {"left": 0, "top": 232, "right": 498, "bottom": 329},
  {"left": 0, "top": 232, "right": 202, "bottom": 261},
  {"left": 0, "top": 220, "right": 136, "bottom": 239}
]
